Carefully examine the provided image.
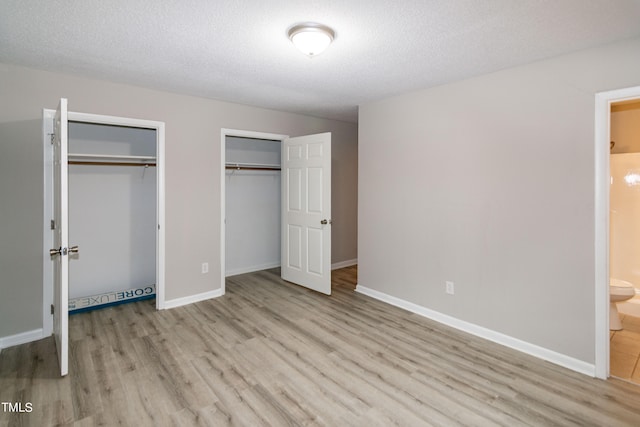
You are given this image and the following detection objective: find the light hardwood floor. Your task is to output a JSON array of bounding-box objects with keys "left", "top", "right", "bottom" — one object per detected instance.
[{"left": 2, "top": 265, "right": 640, "bottom": 426}]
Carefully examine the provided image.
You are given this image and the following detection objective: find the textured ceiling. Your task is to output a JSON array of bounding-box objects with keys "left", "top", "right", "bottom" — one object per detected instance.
[{"left": 2, "top": 0, "right": 640, "bottom": 123}]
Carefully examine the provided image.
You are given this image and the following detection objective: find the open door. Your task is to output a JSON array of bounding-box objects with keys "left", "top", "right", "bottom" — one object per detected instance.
[
  {"left": 281, "top": 132, "right": 332, "bottom": 295},
  {"left": 51, "top": 98, "right": 70, "bottom": 376},
  {"left": 43, "top": 102, "right": 164, "bottom": 375}
]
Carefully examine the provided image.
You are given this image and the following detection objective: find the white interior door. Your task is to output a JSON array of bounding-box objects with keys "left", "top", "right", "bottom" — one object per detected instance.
[
  {"left": 52, "top": 98, "right": 69, "bottom": 376},
  {"left": 281, "top": 132, "right": 331, "bottom": 294}
]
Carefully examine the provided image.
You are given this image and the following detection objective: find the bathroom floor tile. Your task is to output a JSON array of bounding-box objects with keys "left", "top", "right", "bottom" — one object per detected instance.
[
  {"left": 611, "top": 313, "right": 640, "bottom": 385},
  {"left": 632, "top": 363, "right": 640, "bottom": 383},
  {"left": 611, "top": 332, "right": 640, "bottom": 355},
  {"left": 622, "top": 312, "right": 640, "bottom": 323},
  {"left": 610, "top": 350, "right": 638, "bottom": 379},
  {"left": 619, "top": 314, "right": 640, "bottom": 335},
  {"left": 615, "top": 327, "right": 640, "bottom": 339},
  {"left": 621, "top": 319, "right": 640, "bottom": 334}
]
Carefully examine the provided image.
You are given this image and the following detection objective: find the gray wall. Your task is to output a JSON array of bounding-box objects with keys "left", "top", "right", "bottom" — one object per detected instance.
[
  {"left": 0, "top": 63, "right": 358, "bottom": 339},
  {"left": 358, "top": 37, "right": 640, "bottom": 364},
  {"left": 0, "top": 113, "right": 42, "bottom": 340}
]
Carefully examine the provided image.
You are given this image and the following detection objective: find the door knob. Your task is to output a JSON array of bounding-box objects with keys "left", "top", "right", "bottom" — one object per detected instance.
[
  {"left": 49, "top": 246, "right": 79, "bottom": 256},
  {"left": 320, "top": 219, "right": 332, "bottom": 225}
]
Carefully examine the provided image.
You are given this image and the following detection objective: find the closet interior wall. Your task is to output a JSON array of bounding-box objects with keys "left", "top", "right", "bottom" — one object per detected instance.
[
  {"left": 225, "top": 136, "right": 281, "bottom": 276},
  {"left": 68, "top": 122, "right": 157, "bottom": 300}
]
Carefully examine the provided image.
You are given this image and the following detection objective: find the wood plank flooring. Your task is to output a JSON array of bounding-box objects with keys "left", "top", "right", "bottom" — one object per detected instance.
[{"left": 2, "top": 265, "right": 640, "bottom": 426}]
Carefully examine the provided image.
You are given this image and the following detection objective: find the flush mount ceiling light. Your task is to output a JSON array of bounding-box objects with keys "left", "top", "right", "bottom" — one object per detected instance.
[{"left": 287, "top": 23, "right": 335, "bottom": 57}]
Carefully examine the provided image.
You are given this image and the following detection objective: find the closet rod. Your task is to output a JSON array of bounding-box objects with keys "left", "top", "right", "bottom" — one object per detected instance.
[
  {"left": 225, "top": 166, "right": 280, "bottom": 171},
  {"left": 69, "top": 161, "right": 156, "bottom": 167}
]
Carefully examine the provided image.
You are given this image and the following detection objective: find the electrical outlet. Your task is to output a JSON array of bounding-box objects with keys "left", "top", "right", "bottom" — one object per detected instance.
[
  {"left": 445, "top": 281, "right": 455, "bottom": 295},
  {"left": 202, "top": 262, "right": 209, "bottom": 274}
]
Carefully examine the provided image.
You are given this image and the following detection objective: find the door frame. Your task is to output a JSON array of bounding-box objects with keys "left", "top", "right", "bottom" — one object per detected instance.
[
  {"left": 594, "top": 85, "right": 640, "bottom": 379},
  {"left": 43, "top": 109, "right": 166, "bottom": 336},
  {"left": 220, "top": 128, "right": 288, "bottom": 294}
]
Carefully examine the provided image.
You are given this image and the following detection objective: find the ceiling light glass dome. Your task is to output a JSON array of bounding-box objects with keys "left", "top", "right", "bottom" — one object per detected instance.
[{"left": 288, "top": 23, "right": 335, "bottom": 57}]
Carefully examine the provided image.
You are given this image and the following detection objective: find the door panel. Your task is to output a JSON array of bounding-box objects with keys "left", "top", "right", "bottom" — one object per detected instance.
[
  {"left": 307, "top": 228, "right": 323, "bottom": 275},
  {"left": 288, "top": 168, "right": 302, "bottom": 211},
  {"left": 52, "top": 98, "right": 69, "bottom": 376},
  {"left": 288, "top": 225, "right": 302, "bottom": 269},
  {"left": 281, "top": 132, "right": 331, "bottom": 295},
  {"left": 308, "top": 168, "right": 323, "bottom": 213}
]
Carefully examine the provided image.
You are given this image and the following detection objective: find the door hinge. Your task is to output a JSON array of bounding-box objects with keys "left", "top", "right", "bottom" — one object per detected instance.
[
  {"left": 50, "top": 219, "right": 55, "bottom": 230},
  {"left": 49, "top": 133, "right": 55, "bottom": 144},
  {"left": 50, "top": 304, "right": 54, "bottom": 315}
]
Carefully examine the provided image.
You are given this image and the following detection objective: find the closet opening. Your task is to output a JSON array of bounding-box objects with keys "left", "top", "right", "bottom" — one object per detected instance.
[
  {"left": 224, "top": 134, "right": 283, "bottom": 279},
  {"left": 43, "top": 107, "right": 165, "bottom": 341},
  {"left": 220, "top": 128, "right": 332, "bottom": 295},
  {"left": 67, "top": 121, "right": 158, "bottom": 314}
]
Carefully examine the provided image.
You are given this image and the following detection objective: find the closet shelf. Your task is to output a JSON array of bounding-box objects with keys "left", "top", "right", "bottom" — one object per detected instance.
[
  {"left": 69, "top": 153, "right": 156, "bottom": 167},
  {"left": 225, "top": 162, "right": 281, "bottom": 171}
]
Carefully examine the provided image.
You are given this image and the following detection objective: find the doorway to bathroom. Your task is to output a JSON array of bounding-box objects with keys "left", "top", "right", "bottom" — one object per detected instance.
[
  {"left": 594, "top": 86, "right": 640, "bottom": 382},
  {"left": 609, "top": 97, "right": 640, "bottom": 384}
]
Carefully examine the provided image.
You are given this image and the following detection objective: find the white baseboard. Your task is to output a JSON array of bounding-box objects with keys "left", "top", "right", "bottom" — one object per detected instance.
[
  {"left": 226, "top": 262, "right": 281, "bottom": 277},
  {"left": 355, "top": 284, "right": 595, "bottom": 377},
  {"left": 331, "top": 258, "right": 358, "bottom": 270},
  {"left": 163, "top": 288, "right": 224, "bottom": 310},
  {"left": 0, "top": 328, "right": 45, "bottom": 351}
]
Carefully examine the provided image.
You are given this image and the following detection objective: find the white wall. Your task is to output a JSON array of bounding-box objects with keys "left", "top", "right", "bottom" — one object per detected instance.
[
  {"left": 68, "top": 165, "right": 156, "bottom": 298},
  {"left": 225, "top": 137, "right": 281, "bottom": 275},
  {"left": 0, "top": 63, "right": 358, "bottom": 340},
  {"left": 358, "top": 36, "right": 640, "bottom": 365}
]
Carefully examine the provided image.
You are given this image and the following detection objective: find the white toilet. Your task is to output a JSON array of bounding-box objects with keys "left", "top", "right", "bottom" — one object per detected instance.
[{"left": 610, "top": 279, "right": 636, "bottom": 330}]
